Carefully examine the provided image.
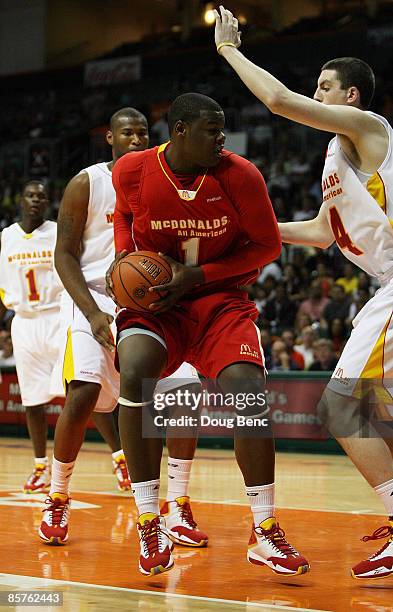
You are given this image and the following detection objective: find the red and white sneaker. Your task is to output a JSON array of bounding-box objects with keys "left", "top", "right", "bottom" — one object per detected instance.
[
  {"left": 23, "top": 463, "right": 51, "bottom": 494},
  {"left": 247, "top": 517, "right": 310, "bottom": 576},
  {"left": 161, "top": 496, "right": 208, "bottom": 547},
  {"left": 112, "top": 454, "right": 131, "bottom": 491},
  {"left": 351, "top": 521, "right": 393, "bottom": 579},
  {"left": 137, "top": 512, "right": 174, "bottom": 576},
  {"left": 39, "top": 493, "right": 70, "bottom": 545}
]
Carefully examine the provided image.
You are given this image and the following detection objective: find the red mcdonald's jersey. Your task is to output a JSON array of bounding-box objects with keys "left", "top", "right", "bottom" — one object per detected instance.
[{"left": 113, "top": 143, "right": 281, "bottom": 295}]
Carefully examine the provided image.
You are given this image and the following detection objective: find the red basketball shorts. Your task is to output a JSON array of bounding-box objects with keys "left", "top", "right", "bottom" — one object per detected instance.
[{"left": 115, "top": 290, "right": 265, "bottom": 379}]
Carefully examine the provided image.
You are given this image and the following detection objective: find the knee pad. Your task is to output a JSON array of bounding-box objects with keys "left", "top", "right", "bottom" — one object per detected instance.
[{"left": 118, "top": 396, "right": 153, "bottom": 408}]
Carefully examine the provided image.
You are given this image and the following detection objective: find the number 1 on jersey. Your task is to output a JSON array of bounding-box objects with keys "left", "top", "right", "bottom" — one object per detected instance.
[
  {"left": 181, "top": 237, "right": 200, "bottom": 266},
  {"left": 25, "top": 269, "right": 40, "bottom": 301},
  {"left": 329, "top": 206, "right": 363, "bottom": 256}
]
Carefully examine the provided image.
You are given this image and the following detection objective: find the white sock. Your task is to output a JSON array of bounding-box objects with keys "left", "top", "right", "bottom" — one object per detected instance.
[
  {"left": 35, "top": 456, "right": 49, "bottom": 467},
  {"left": 49, "top": 457, "right": 75, "bottom": 496},
  {"left": 166, "top": 457, "right": 192, "bottom": 501},
  {"left": 374, "top": 478, "right": 393, "bottom": 517},
  {"left": 132, "top": 479, "right": 160, "bottom": 516},
  {"left": 112, "top": 449, "right": 125, "bottom": 461},
  {"left": 246, "top": 482, "right": 275, "bottom": 527}
]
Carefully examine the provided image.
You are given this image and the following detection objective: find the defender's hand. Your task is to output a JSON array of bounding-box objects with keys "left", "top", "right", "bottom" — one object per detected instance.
[
  {"left": 214, "top": 5, "right": 242, "bottom": 54},
  {"left": 105, "top": 250, "right": 129, "bottom": 303},
  {"left": 149, "top": 253, "right": 204, "bottom": 312},
  {"left": 88, "top": 310, "right": 115, "bottom": 352}
]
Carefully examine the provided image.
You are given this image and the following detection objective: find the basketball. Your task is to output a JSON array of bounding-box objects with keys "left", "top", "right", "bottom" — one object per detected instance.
[{"left": 111, "top": 251, "right": 172, "bottom": 311}]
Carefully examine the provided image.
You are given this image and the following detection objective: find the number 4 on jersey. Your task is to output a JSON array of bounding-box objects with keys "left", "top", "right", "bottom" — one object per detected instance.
[{"left": 329, "top": 206, "right": 363, "bottom": 256}]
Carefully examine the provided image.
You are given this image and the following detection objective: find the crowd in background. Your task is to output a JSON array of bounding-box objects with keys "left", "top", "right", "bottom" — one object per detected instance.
[{"left": 0, "top": 20, "right": 390, "bottom": 372}]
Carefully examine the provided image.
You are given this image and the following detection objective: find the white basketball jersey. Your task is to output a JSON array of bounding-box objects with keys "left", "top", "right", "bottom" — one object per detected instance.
[
  {"left": 78, "top": 162, "right": 115, "bottom": 289},
  {"left": 0, "top": 221, "right": 62, "bottom": 314},
  {"left": 321, "top": 112, "right": 393, "bottom": 282}
]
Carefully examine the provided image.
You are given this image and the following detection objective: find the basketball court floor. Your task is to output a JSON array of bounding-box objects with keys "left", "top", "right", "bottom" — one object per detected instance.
[{"left": 0, "top": 438, "right": 392, "bottom": 611}]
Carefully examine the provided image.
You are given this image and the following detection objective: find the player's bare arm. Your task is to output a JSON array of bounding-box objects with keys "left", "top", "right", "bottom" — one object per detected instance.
[
  {"left": 278, "top": 207, "right": 334, "bottom": 249},
  {"left": 105, "top": 249, "right": 129, "bottom": 303},
  {"left": 55, "top": 172, "right": 114, "bottom": 351},
  {"left": 214, "top": 6, "right": 388, "bottom": 173}
]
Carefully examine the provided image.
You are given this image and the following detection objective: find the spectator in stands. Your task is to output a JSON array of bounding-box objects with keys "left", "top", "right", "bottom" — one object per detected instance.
[
  {"left": 313, "top": 261, "right": 333, "bottom": 297},
  {"left": 309, "top": 339, "right": 337, "bottom": 372},
  {"left": 253, "top": 283, "right": 267, "bottom": 314},
  {"left": 0, "top": 329, "right": 9, "bottom": 351},
  {"left": 295, "top": 325, "right": 317, "bottom": 370},
  {"left": 298, "top": 279, "right": 330, "bottom": 323},
  {"left": 328, "top": 317, "right": 347, "bottom": 357},
  {"left": 151, "top": 113, "right": 170, "bottom": 144},
  {"left": 263, "top": 281, "right": 298, "bottom": 334},
  {"left": 256, "top": 261, "right": 282, "bottom": 285},
  {"left": 260, "top": 275, "right": 277, "bottom": 301},
  {"left": 282, "top": 263, "right": 304, "bottom": 302},
  {"left": 347, "top": 288, "right": 370, "bottom": 326},
  {"left": 281, "top": 329, "right": 305, "bottom": 370},
  {"left": 290, "top": 152, "right": 311, "bottom": 183},
  {"left": 267, "top": 159, "right": 290, "bottom": 199},
  {"left": 292, "top": 194, "right": 317, "bottom": 221},
  {"left": 260, "top": 328, "right": 273, "bottom": 369},
  {"left": 336, "top": 262, "right": 359, "bottom": 295},
  {"left": 356, "top": 271, "right": 372, "bottom": 296},
  {"left": 269, "top": 339, "right": 301, "bottom": 372},
  {"left": 294, "top": 311, "right": 313, "bottom": 337},
  {"left": 320, "top": 284, "right": 350, "bottom": 331},
  {"left": 0, "top": 331, "right": 16, "bottom": 366}
]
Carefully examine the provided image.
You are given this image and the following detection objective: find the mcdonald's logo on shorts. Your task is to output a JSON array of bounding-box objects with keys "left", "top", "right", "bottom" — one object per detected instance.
[{"left": 240, "top": 344, "right": 259, "bottom": 358}]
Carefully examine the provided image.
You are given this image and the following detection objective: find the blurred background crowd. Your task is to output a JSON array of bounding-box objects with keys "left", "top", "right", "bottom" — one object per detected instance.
[{"left": 1, "top": 0, "right": 392, "bottom": 371}]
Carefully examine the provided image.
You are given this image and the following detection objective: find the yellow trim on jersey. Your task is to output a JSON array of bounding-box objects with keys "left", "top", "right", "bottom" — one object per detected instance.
[
  {"left": 156, "top": 142, "right": 207, "bottom": 201},
  {"left": 62, "top": 327, "right": 75, "bottom": 390},
  {"left": 361, "top": 316, "right": 390, "bottom": 379},
  {"left": 366, "top": 172, "right": 386, "bottom": 214},
  {"left": 353, "top": 313, "right": 393, "bottom": 402},
  {"left": 0, "top": 288, "right": 5, "bottom": 303},
  {"left": 22, "top": 233, "right": 33, "bottom": 240}
]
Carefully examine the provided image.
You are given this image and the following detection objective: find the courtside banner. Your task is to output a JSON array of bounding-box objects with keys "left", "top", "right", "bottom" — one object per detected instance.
[
  {"left": 0, "top": 370, "right": 329, "bottom": 438},
  {"left": 84, "top": 55, "right": 141, "bottom": 87},
  {"left": 0, "top": 370, "right": 94, "bottom": 429}
]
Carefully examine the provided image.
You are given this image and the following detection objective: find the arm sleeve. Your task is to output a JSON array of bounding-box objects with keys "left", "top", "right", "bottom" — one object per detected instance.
[
  {"left": 201, "top": 162, "right": 281, "bottom": 283},
  {"left": 112, "top": 157, "right": 137, "bottom": 254}
]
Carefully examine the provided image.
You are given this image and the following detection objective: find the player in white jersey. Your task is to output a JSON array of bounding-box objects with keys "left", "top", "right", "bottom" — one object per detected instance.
[
  {"left": 0, "top": 181, "right": 63, "bottom": 493},
  {"left": 215, "top": 7, "right": 393, "bottom": 579},
  {"left": 0, "top": 181, "right": 134, "bottom": 494},
  {"left": 39, "top": 108, "right": 208, "bottom": 551}
]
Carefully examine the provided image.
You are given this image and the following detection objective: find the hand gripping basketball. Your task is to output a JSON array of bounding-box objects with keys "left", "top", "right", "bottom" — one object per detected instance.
[{"left": 109, "top": 251, "right": 173, "bottom": 312}]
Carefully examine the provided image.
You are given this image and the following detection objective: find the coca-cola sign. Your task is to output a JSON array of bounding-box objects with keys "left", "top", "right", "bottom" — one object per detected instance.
[{"left": 84, "top": 55, "right": 141, "bottom": 87}]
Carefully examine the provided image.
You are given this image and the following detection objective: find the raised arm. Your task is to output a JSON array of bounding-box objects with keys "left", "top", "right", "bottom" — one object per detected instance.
[
  {"left": 278, "top": 207, "right": 334, "bottom": 249},
  {"left": 214, "top": 6, "right": 387, "bottom": 162},
  {"left": 55, "top": 173, "right": 114, "bottom": 350}
]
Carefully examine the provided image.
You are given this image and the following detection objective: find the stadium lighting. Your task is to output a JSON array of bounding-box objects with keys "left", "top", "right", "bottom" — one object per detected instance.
[{"left": 204, "top": 3, "right": 216, "bottom": 25}]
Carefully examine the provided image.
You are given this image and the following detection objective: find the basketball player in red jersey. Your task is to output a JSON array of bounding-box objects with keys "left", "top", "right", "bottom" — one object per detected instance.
[
  {"left": 39, "top": 107, "right": 207, "bottom": 549},
  {"left": 109, "top": 93, "right": 309, "bottom": 577}
]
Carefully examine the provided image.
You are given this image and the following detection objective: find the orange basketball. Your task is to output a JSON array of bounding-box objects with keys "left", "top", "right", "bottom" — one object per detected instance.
[{"left": 111, "top": 251, "right": 172, "bottom": 312}]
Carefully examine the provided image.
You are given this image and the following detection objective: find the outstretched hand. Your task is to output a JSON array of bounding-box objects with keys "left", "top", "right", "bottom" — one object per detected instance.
[
  {"left": 214, "top": 5, "right": 242, "bottom": 53},
  {"left": 148, "top": 253, "right": 204, "bottom": 313}
]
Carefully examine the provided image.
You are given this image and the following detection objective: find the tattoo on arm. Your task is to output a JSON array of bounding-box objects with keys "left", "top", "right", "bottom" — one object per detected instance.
[{"left": 58, "top": 212, "right": 74, "bottom": 240}]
